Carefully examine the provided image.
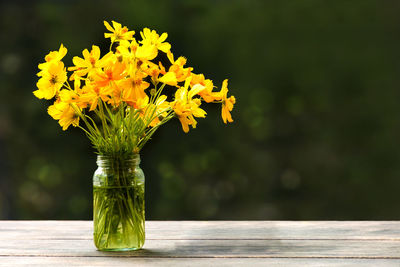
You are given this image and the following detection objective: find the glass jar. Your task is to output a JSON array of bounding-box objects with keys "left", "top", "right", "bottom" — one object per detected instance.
[{"left": 93, "top": 154, "right": 145, "bottom": 251}]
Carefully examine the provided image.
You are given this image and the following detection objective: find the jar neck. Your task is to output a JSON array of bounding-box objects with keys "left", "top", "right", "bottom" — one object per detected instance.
[{"left": 96, "top": 154, "right": 140, "bottom": 169}]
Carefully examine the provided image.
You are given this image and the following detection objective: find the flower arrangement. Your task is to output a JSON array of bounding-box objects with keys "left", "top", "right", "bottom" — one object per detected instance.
[
  {"left": 33, "top": 20, "right": 236, "bottom": 251},
  {"left": 34, "top": 20, "right": 236, "bottom": 157}
]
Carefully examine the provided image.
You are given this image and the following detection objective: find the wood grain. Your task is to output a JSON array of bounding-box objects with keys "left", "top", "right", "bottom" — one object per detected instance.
[
  {"left": 1, "top": 221, "right": 400, "bottom": 266},
  {"left": 2, "top": 221, "right": 400, "bottom": 240},
  {"left": 2, "top": 239, "right": 400, "bottom": 258}
]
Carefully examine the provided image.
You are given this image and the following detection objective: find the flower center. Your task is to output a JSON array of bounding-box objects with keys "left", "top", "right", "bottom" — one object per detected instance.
[
  {"left": 50, "top": 76, "right": 58, "bottom": 85},
  {"left": 90, "top": 57, "right": 96, "bottom": 66}
]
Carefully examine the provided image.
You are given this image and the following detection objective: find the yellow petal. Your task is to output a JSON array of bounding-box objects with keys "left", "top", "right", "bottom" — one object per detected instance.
[
  {"left": 104, "top": 33, "right": 113, "bottom": 38},
  {"left": 192, "top": 106, "right": 207, "bottom": 118},
  {"left": 159, "top": 72, "right": 178, "bottom": 86},
  {"left": 174, "top": 87, "right": 186, "bottom": 102},
  {"left": 58, "top": 44, "right": 68, "bottom": 59},
  {"left": 140, "top": 28, "right": 150, "bottom": 41},
  {"left": 33, "top": 89, "right": 46, "bottom": 99},
  {"left": 178, "top": 116, "right": 190, "bottom": 133},
  {"left": 104, "top": 21, "right": 114, "bottom": 32},
  {"left": 82, "top": 49, "right": 90, "bottom": 60},
  {"left": 158, "top": 42, "right": 171, "bottom": 53},
  {"left": 158, "top": 32, "right": 168, "bottom": 43},
  {"left": 35, "top": 79, "right": 56, "bottom": 99},
  {"left": 184, "top": 76, "right": 192, "bottom": 90},
  {"left": 188, "top": 84, "right": 205, "bottom": 99},
  {"left": 72, "top": 56, "right": 88, "bottom": 68},
  {"left": 111, "top": 21, "right": 122, "bottom": 31},
  {"left": 92, "top": 45, "right": 101, "bottom": 60},
  {"left": 135, "top": 44, "right": 158, "bottom": 60},
  {"left": 167, "top": 50, "right": 175, "bottom": 64}
]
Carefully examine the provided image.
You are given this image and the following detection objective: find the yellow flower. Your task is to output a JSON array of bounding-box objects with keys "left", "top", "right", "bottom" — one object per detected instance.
[
  {"left": 37, "top": 44, "right": 67, "bottom": 77},
  {"left": 68, "top": 45, "right": 113, "bottom": 77},
  {"left": 135, "top": 28, "right": 171, "bottom": 60},
  {"left": 59, "top": 89, "right": 78, "bottom": 103},
  {"left": 116, "top": 40, "right": 140, "bottom": 69},
  {"left": 76, "top": 84, "right": 111, "bottom": 111},
  {"left": 93, "top": 61, "right": 126, "bottom": 88},
  {"left": 34, "top": 61, "right": 67, "bottom": 99},
  {"left": 142, "top": 61, "right": 163, "bottom": 81},
  {"left": 44, "top": 44, "right": 67, "bottom": 62},
  {"left": 48, "top": 90, "right": 80, "bottom": 130},
  {"left": 34, "top": 21, "right": 237, "bottom": 150},
  {"left": 140, "top": 28, "right": 171, "bottom": 53},
  {"left": 104, "top": 21, "right": 135, "bottom": 43},
  {"left": 135, "top": 42, "right": 158, "bottom": 61},
  {"left": 166, "top": 51, "right": 192, "bottom": 83},
  {"left": 191, "top": 73, "right": 220, "bottom": 103},
  {"left": 119, "top": 73, "right": 150, "bottom": 106},
  {"left": 218, "top": 79, "right": 236, "bottom": 124},
  {"left": 172, "top": 78, "right": 206, "bottom": 133}
]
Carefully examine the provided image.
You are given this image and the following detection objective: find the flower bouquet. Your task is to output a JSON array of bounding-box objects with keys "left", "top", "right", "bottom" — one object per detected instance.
[{"left": 34, "top": 21, "right": 236, "bottom": 251}]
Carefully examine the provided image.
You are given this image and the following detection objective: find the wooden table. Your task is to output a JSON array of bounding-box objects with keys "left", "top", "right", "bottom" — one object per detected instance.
[{"left": 1, "top": 221, "right": 400, "bottom": 266}]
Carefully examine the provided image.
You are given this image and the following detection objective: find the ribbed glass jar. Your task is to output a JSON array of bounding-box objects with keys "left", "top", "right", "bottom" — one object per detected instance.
[{"left": 93, "top": 154, "right": 145, "bottom": 251}]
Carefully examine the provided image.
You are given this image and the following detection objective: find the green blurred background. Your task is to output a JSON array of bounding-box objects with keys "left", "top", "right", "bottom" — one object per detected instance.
[{"left": 1, "top": 0, "right": 400, "bottom": 220}]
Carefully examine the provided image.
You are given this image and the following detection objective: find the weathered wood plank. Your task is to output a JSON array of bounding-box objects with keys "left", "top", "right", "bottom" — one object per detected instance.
[
  {"left": 2, "top": 221, "right": 400, "bottom": 266},
  {"left": 1, "top": 256, "right": 400, "bottom": 267},
  {"left": 1, "top": 238, "right": 400, "bottom": 258},
  {"left": 1, "top": 221, "right": 400, "bottom": 240}
]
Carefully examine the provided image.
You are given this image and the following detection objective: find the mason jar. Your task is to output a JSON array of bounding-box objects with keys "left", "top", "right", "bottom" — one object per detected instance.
[{"left": 93, "top": 154, "right": 145, "bottom": 251}]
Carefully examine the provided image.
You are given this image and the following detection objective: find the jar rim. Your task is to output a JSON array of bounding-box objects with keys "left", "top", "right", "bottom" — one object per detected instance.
[
  {"left": 96, "top": 153, "right": 140, "bottom": 159},
  {"left": 96, "top": 153, "right": 140, "bottom": 167}
]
